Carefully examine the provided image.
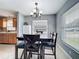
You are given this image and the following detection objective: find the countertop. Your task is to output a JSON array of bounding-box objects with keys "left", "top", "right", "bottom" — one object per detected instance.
[{"left": 0, "top": 31, "right": 17, "bottom": 33}]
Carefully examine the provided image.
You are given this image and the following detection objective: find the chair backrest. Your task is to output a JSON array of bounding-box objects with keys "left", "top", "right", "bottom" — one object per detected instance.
[
  {"left": 23, "top": 34, "right": 40, "bottom": 44},
  {"left": 17, "top": 37, "right": 24, "bottom": 40},
  {"left": 52, "top": 32, "right": 57, "bottom": 46}
]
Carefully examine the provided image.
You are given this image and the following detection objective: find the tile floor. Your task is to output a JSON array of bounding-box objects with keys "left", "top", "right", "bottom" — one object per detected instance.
[{"left": 0, "top": 44, "right": 72, "bottom": 59}]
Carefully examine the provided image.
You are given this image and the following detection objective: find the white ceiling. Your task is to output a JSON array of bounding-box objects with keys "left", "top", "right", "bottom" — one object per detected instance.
[{"left": 0, "top": 0, "right": 67, "bottom": 16}]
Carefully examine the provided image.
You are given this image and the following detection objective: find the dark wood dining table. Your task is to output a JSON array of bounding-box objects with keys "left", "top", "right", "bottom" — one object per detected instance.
[{"left": 17, "top": 37, "right": 53, "bottom": 59}]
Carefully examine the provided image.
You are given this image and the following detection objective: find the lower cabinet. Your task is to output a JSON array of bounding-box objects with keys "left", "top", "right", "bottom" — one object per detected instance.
[{"left": 0, "top": 33, "right": 16, "bottom": 44}]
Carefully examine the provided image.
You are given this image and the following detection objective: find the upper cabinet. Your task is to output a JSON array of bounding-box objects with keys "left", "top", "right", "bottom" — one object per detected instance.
[
  {"left": 13, "top": 18, "right": 17, "bottom": 27},
  {"left": 0, "top": 16, "right": 17, "bottom": 32},
  {"left": 0, "top": 18, "right": 3, "bottom": 28}
]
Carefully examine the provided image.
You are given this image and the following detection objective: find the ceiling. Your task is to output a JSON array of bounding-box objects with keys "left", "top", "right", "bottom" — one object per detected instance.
[{"left": 0, "top": 0, "right": 68, "bottom": 16}]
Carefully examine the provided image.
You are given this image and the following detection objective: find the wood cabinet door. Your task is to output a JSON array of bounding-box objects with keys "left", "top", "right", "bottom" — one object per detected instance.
[
  {"left": 0, "top": 34, "right": 8, "bottom": 43},
  {"left": 0, "top": 34, "right": 3, "bottom": 43},
  {"left": 0, "top": 19, "right": 3, "bottom": 28},
  {"left": 0, "top": 33, "right": 16, "bottom": 44},
  {"left": 13, "top": 18, "right": 17, "bottom": 27},
  {"left": 8, "top": 33, "right": 16, "bottom": 44},
  {"left": 3, "top": 34, "right": 9, "bottom": 43}
]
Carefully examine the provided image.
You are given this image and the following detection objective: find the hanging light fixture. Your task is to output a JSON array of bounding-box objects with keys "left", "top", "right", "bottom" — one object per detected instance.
[{"left": 30, "top": 2, "right": 42, "bottom": 18}]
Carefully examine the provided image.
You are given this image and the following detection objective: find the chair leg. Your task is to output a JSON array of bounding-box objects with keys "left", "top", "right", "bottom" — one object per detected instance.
[
  {"left": 51, "top": 47, "right": 54, "bottom": 53},
  {"left": 15, "top": 45, "right": 18, "bottom": 59},
  {"left": 54, "top": 54, "right": 56, "bottom": 59},
  {"left": 24, "top": 48, "right": 27, "bottom": 59},
  {"left": 40, "top": 46, "right": 45, "bottom": 59},
  {"left": 54, "top": 47, "right": 56, "bottom": 59},
  {"left": 42, "top": 46, "right": 45, "bottom": 59},
  {"left": 37, "top": 50, "right": 40, "bottom": 59},
  {"left": 30, "top": 52, "right": 32, "bottom": 58},
  {"left": 20, "top": 50, "right": 24, "bottom": 59},
  {"left": 38, "top": 54, "right": 39, "bottom": 59},
  {"left": 40, "top": 45, "right": 43, "bottom": 59},
  {"left": 27, "top": 51, "right": 31, "bottom": 59}
]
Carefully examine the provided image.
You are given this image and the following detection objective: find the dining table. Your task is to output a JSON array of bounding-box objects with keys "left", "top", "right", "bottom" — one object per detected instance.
[{"left": 17, "top": 37, "right": 53, "bottom": 59}]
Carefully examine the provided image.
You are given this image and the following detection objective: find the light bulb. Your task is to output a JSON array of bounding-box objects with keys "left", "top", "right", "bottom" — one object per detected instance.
[
  {"left": 33, "top": 9, "right": 36, "bottom": 12},
  {"left": 30, "top": 12, "right": 33, "bottom": 15},
  {"left": 39, "top": 11, "right": 42, "bottom": 14}
]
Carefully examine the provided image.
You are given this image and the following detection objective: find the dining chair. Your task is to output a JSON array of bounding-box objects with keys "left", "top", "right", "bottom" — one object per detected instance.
[
  {"left": 15, "top": 37, "right": 25, "bottom": 59},
  {"left": 23, "top": 34, "right": 40, "bottom": 59},
  {"left": 43, "top": 32, "right": 57, "bottom": 59}
]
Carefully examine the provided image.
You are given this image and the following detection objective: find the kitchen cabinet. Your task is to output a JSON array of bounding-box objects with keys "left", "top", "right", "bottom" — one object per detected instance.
[
  {"left": 8, "top": 33, "right": 16, "bottom": 44},
  {"left": 13, "top": 18, "right": 17, "bottom": 27},
  {"left": 0, "top": 33, "right": 16, "bottom": 44},
  {"left": 0, "top": 16, "right": 17, "bottom": 44},
  {"left": 0, "top": 17, "right": 17, "bottom": 32},
  {"left": 0, "top": 19, "right": 3, "bottom": 28},
  {"left": 0, "top": 17, "right": 7, "bottom": 28}
]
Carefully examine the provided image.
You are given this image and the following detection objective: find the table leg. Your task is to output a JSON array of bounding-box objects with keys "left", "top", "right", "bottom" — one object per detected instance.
[
  {"left": 40, "top": 44, "right": 45, "bottom": 59},
  {"left": 15, "top": 45, "right": 18, "bottom": 59},
  {"left": 42, "top": 46, "right": 45, "bottom": 59}
]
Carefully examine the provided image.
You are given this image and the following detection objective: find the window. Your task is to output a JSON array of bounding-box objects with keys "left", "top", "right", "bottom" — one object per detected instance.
[
  {"left": 62, "top": 3, "right": 79, "bottom": 51},
  {"left": 32, "top": 20, "right": 48, "bottom": 38}
]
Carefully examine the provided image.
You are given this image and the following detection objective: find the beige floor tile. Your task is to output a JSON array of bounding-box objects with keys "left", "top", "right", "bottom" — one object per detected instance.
[{"left": 0, "top": 44, "right": 72, "bottom": 59}]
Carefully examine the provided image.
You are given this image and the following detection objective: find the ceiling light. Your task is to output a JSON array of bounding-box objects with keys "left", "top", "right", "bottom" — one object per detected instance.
[{"left": 30, "top": 2, "right": 42, "bottom": 18}]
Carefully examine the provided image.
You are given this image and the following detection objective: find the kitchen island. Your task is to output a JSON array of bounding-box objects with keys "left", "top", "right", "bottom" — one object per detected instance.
[{"left": 0, "top": 32, "right": 17, "bottom": 44}]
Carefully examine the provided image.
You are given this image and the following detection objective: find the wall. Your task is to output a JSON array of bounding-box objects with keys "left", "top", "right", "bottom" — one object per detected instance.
[
  {"left": 24, "top": 14, "right": 56, "bottom": 37},
  {"left": 56, "top": 0, "right": 79, "bottom": 59},
  {"left": 17, "top": 12, "right": 24, "bottom": 37},
  {"left": 0, "top": 10, "right": 15, "bottom": 17}
]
